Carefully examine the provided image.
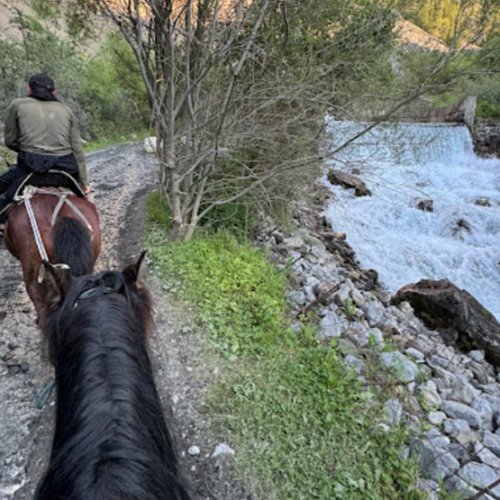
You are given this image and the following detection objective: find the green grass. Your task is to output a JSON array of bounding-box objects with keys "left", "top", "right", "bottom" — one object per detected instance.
[
  {"left": 145, "top": 192, "right": 426, "bottom": 500},
  {"left": 0, "top": 145, "right": 17, "bottom": 174}
]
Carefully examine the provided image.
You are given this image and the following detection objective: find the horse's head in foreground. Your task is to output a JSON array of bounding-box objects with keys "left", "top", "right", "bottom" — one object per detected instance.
[{"left": 36, "top": 253, "right": 192, "bottom": 500}]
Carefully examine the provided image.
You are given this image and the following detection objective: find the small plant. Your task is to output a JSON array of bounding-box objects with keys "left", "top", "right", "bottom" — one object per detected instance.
[{"left": 344, "top": 297, "right": 357, "bottom": 319}]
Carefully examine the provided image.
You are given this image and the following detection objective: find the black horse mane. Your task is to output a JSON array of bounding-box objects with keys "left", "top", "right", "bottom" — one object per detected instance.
[
  {"left": 54, "top": 217, "right": 94, "bottom": 276},
  {"left": 37, "top": 269, "right": 191, "bottom": 500}
]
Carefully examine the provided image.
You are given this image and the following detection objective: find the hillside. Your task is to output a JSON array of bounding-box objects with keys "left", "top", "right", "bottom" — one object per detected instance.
[{"left": 0, "top": 0, "right": 34, "bottom": 38}]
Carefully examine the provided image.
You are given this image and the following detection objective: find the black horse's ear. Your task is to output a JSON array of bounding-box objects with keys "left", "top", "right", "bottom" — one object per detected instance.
[
  {"left": 122, "top": 252, "right": 147, "bottom": 289},
  {"left": 43, "top": 262, "right": 71, "bottom": 308}
]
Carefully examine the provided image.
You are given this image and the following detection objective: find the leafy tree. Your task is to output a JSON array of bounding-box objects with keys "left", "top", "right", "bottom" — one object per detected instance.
[
  {"left": 404, "top": 0, "right": 500, "bottom": 47},
  {"left": 0, "top": 10, "right": 85, "bottom": 119},
  {"left": 80, "top": 34, "right": 150, "bottom": 139}
]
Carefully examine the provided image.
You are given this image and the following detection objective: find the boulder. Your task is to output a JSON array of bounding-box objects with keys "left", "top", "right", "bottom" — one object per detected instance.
[
  {"left": 327, "top": 169, "right": 371, "bottom": 197},
  {"left": 474, "top": 119, "right": 500, "bottom": 157},
  {"left": 393, "top": 279, "right": 500, "bottom": 366}
]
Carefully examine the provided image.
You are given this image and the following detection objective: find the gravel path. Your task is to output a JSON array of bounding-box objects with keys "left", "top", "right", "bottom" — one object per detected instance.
[{"left": 0, "top": 144, "right": 245, "bottom": 500}]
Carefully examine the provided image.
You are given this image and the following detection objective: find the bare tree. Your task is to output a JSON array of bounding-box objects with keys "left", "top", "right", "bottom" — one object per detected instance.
[{"left": 68, "top": 0, "right": 499, "bottom": 240}]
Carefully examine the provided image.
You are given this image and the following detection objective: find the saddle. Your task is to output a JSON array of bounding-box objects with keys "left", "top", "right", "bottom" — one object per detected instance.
[{"left": 0, "top": 171, "right": 84, "bottom": 224}]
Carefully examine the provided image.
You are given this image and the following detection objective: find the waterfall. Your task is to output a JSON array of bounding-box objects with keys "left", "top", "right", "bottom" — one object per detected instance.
[{"left": 323, "top": 119, "right": 500, "bottom": 321}]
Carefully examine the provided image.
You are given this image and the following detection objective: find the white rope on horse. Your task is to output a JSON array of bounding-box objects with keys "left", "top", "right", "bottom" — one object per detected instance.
[
  {"left": 23, "top": 187, "right": 49, "bottom": 263},
  {"left": 18, "top": 186, "right": 94, "bottom": 277}
]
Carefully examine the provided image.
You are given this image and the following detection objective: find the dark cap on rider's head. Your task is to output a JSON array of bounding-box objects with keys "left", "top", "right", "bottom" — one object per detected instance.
[{"left": 28, "top": 73, "right": 55, "bottom": 91}]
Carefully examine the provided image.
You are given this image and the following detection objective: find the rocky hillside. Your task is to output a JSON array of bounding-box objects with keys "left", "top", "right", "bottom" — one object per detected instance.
[{"left": 0, "top": 0, "right": 34, "bottom": 38}]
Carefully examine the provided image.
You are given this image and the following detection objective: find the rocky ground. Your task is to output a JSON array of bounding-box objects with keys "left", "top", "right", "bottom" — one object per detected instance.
[
  {"left": 257, "top": 185, "right": 500, "bottom": 500},
  {"left": 0, "top": 143, "right": 246, "bottom": 500}
]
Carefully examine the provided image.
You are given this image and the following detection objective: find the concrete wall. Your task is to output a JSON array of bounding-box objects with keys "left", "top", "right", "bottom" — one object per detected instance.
[{"left": 424, "top": 96, "right": 477, "bottom": 131}]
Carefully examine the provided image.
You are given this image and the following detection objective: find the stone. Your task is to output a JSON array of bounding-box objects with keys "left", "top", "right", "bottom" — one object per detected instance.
[
  {"left": 361, "top": 301, "right": 386, "bottom": 327},
  {"left": 443, "top": 418, "right": 470, "bottom": 436},
  {"left": 350, "top": 288, "right": 365, "bottom": 307},
  {"left": 343, "top": 355, "right": 366, "bottom": 375},
  {"left": 405, "top": 347, "right": 425, "bottom": 362},
  {"left": 475, "top": 442, "right": 500, "bottom": 471},
  {"left": 188, "top": 446, "right": 201, "bottom": 456},
  {"left": 144, "top": 136, "right": 157, "bottom": 153},
  {"left": 472, "top": 395, "right": 494, "bottom": 430},
  {"left": 448, "top": 381, "right": 480, "bottom": 405},
  {"left": 283, "top": 234, "right": 307, "bottom": 250},
  {"left": 345, "top": 323, "right": 373, "bottom": 348},
  {"left": 441, "top": 401, "right": 482, "bottom": 429},
  {"left": 393, "top": 278, "right": 500, "bottom": 366},
  {"left": 418, "top": 380, "right": 442, "bottom": 409},
  {"left": 423, "top": 428, "right": 450, "bottom": 448},
  {"left": 484, "top": 431, "right": 500, "bottom": 458},
  {"left": 447, "top": 442, "right": 471, "bottom": 462},
  {"left": 212, "top": 443, "right": 235, "bottom": 458},
  {"left": 444, "top": 475, "right": 484, "bottom": 499},
  {"left": 337, "top": 338, "right": 358, "bottom": 356},
  {"left": 326, "top": 169, "right": 372, "bottom": 196},
  {"left": 334, "top": 284, "right": 351, "bottom": 307},
  {"left": 470, "top": 361, "right": 494, "bottom": 385},
  {"left": 456, "top": 430, "right": 482, "bottom": 446},
  {"left": 366, "top": 328, "right": 384, "bottom": 345},
  {"left": 410, "top": 436, "right": 460, "bottom": 481},
  {"left": 317, "top": 311, "right": 345, "bottom": 339},
  {"left": 416, "top": 199, "right": 434, "bottom": 212},
  {"left": 286, "top": 290, "right": 306, "bottom": 308},
  {"left": 428, "top": 411, "right": 447, "bottom": 426},
  {"left": 475, "top": 197, "right": 491, "bottom": 207},
  {"left": 384, "top": 399, "right": 403, "bottom": 427},
  {"left": 456, "top": 462, "right": 500, "bottom": 497},
  {"left": 417, "top": 478, "right": 440, "bottom": 500},
  {"left": 469, "top": 350, "right": 486, "bottom": 363},
  {"left": 380, "top": 351, "right": 420, "bottom": 383},
  {"left": 426, "top": 358, "right": 459, "bottom": 386}
]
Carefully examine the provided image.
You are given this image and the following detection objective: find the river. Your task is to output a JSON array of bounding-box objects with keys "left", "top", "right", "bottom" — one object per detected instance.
[{"left": 323, "top": 119, "right": 500, "bottom": 320}]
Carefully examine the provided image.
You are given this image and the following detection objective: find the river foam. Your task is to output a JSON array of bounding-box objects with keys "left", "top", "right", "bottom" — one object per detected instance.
[{"left": 323, "top": 120, "right": 500, "bottom": 320}]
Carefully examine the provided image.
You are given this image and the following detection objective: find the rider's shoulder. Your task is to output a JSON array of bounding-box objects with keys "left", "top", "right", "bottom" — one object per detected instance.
[{"left": 8, "top": 97, "right": 29, "bottom": 108}]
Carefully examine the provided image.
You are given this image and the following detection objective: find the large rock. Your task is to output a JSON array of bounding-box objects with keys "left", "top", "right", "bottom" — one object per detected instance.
[
  {"left": 393, "top": 279, "right": 500, "bottom": 366},
  {"left": 475, "top": 119, "right": 500, "bottom": 157},
  {"left": 327, "top": 170, "right": 371, "bottom": 197}
]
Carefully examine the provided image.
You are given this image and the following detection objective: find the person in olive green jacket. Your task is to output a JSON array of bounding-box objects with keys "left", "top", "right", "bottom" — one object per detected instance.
[{"left": 0, "top": 73, "right": 89, "bottom": 200}]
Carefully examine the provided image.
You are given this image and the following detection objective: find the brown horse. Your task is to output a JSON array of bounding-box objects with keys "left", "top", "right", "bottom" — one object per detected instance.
[{"left": 4, "top": 187, "right": 101, "bottom": 320}]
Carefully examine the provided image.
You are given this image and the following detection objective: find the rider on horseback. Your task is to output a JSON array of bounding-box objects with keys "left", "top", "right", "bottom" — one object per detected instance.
[{"left": 0, "top": 73, "right": 89, "bottom": 217}]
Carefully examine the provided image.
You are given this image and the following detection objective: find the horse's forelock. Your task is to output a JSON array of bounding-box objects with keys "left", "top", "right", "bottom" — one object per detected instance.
[{"left": 57, "top": 270, "right": 154, "bottom": 331}]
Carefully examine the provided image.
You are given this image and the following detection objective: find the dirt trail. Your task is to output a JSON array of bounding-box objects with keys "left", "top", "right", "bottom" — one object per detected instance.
[{"left": 0, "top": 144, "right": 245, "bottom": 500}]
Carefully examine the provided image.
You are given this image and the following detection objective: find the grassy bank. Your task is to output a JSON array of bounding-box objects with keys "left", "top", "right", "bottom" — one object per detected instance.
[{"left": 144, "top": 192, "right": 428, "bottom": 500}]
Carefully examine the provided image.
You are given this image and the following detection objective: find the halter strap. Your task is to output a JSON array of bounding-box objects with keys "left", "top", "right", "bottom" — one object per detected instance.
[
  {"left": 77, "top": 286, "right": 116, "bottom": 301},
  {"left": 73, "top": 283, "right": 123, "bottom": 310}
]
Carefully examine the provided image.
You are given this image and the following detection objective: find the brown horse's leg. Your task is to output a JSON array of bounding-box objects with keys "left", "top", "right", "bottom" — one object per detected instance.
[{"left": 21, "top": 263, "right": 44, "bottom": 323}]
